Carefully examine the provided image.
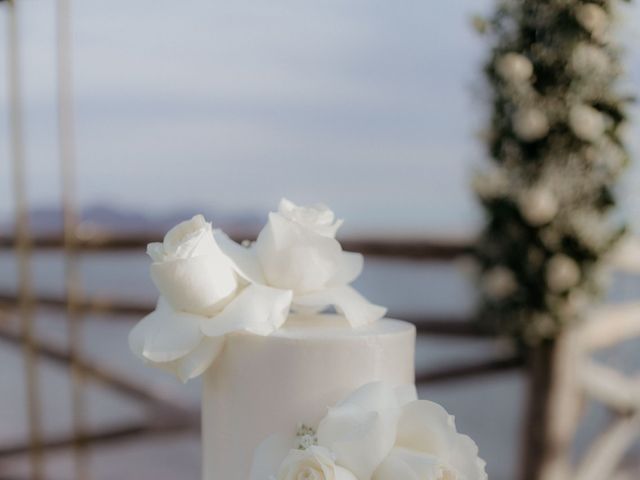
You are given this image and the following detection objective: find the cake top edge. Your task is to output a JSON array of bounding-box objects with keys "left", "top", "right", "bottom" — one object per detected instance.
[{"left": 272, "top": 313, "right": 416, "bottom": 338}]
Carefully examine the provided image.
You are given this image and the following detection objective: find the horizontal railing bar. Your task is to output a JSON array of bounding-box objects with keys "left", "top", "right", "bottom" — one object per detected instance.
[
  {"left": 0, "top": 292, "right": 151, "bottom": 316},
  {"left": 0, "top": 292, "right": 485, "bottom": 337},
  {"left": 415, "top": 355, "right": 524, "bottom": 384},
  {"left": 0, "top": 419, "right": 195, "bottom": 458},
  {"left": 0, "top": 233, "right": 472, "bottom": 259}
]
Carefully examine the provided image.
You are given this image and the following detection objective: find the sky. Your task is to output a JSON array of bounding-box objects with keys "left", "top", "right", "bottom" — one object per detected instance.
[{"left": 0, "top": 0, "right": 639, "bottom": 237}]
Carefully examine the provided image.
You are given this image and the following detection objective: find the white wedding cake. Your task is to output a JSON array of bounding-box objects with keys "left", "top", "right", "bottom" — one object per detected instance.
[{"left": 129, "top": 199, "right": 487, "bottom": 480}]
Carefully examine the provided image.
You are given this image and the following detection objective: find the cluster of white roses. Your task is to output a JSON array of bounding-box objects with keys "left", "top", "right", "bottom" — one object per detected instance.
[
  {"left": 250, "top": 382, "right": 487, "bottom": 480},
  {"left": 128, "top": 199, "right": 386, "bottom": 381}
]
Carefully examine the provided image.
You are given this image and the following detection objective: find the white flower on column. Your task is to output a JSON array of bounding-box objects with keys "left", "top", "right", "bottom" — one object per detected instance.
[
  {"left": 571, "top": 43, "right": 610, "bottom": 75},
  {"left": 546, "top": 254, "right": 581, "bottom": 293},
  {"left": 129, "top": 215, "right": 293, "bottom": 382},
  {"left": 472, "top": 168, "right": 509, "bottom": 200},
  {"left": 496, "top": 52, "right": 533, "bottom": 83},
  {"left": 575, "top": 3, "right": 609, "bottom": 42},
  {"left": 519, "top": 187, "right": 558, "bottom": 226},
  {"left": 569, "top": 104, "right": 606, "bottom": 142},
  {"left": 513, "top": 108, "right": 549, "bottom": 142},
  {"left": 482, "top": 266, "right": 517, "bottom": 300},
  {"left": 216, "top": 199, "right": 386, "bottom": 328},
  {"left": 266, "top": 446, "right": 357, "bottom": 480}
]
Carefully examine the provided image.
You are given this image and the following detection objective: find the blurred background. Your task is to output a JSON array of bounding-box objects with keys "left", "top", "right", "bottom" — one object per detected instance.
[{"left": 0, "top": 0, "right": 639, "bottom": 479}]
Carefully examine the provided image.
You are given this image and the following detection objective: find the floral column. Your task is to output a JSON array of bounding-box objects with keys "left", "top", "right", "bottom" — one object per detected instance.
[{"left": 474, "top": 0, "right": 630, "bottom": 345}]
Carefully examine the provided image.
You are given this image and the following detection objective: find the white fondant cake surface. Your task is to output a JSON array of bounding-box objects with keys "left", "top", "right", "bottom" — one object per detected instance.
[{"left": 201, "top": 314, "right": 415, "bottom": 480}]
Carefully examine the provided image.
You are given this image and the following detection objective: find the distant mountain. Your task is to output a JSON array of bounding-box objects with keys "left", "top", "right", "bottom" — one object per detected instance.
[{"left": 3, "top": 205, "right": 264, "bottom": 237}]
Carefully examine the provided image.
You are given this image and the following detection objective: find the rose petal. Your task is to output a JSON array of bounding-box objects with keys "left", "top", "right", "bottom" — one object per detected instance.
[
  {"left": 146, "top": 242, "right": 165, "bottom": 262},
  {"left": 249, "top": 433, "right": 295, "bottom": 480},
  {"left": 317, "top": 382, "right": 401, "bottom": 480},
  {"left": 293, "top": 285, "right": 387, "bottom": 328},
  {"left": 448, "top": 435, "right": 488, "bottom": 480},
  {"left": 373, "top": 448, "right": 442, "bottom": 480},
  {"left": 396, "top": 400, "right": 457, "bottom": 456},
  {"left": 278, "top": 198, "right": 343, "bottom": 238},
  {"left": 329, "top": 251, "right": 363, "bottom": 286},
  {"left": 173, "top": 335, "right": 225, "bottom": 383},
  {"left": 256, "top": 212, "right": 342, "bottom": 293},
  {"left": 200, "top": 284, "right": 293, "bottom": 337},
  {"left": 163, "top": 215, "right": 209, "bottom": 258},
  {"left": 335, "top": 466, "right": 359, "bottom": 480},
  {"left": 213, "top": 229, "right": 266, "bottom": 284},
  {"left": 150, "top": 254, "right": 238, "bottom": 316},
  {"left": 395, "top": 384, "right": 419, "bottom": 407},
  {"left": 128, "top": 301, "right": 203, "bottom": 363},
  {"left": 397, "top": 400, "right": 487, "bottom": 480}
]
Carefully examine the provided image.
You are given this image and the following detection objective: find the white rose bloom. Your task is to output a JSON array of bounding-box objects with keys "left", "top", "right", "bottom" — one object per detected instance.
[
  {"left": 513, "top": 109, "right": 549, "bottom": 142},
  {"left": 147, "top": 215, "right": 238, "bottom": 316},
  {"left": 251, "top": 382, "right": 415, "bottom": 480},
  {"left": 374, "top": 399, "right": 487, "bottom": 480},
  {"left": 129, "top": 215, "right": 293, "bottom": 382},
  {"left": 274, "top": 447, "right": 357, "bottom": 480},
  {"left": 317, "top": 382, "right": 414, "bottom": 480},
  {"left": 569, "top": 104, "right": 606, "bottom": 142},
  {"left": 251, "top": 382, "right": 485, "bottom": 480},
  {"left": 496, "top": 52, "right": 533, "bottom": 83},
  {"left": 216, "top": 199, "right": 386, "bottom": 328}
]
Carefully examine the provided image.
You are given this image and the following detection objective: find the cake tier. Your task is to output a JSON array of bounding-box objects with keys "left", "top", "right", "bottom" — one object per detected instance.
[{"left": 201, "top": 314, "right": 416, "bottom": 480}]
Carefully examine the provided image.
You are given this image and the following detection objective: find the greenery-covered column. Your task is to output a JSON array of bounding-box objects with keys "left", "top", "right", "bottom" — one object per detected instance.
[{"left": 474, "top": 0, "right": 630, "bottom": 345}]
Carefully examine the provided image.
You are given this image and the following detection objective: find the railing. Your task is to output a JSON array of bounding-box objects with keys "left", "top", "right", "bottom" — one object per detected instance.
[{"left": 0, "top": 234, "right": 527, "bottom": 471}]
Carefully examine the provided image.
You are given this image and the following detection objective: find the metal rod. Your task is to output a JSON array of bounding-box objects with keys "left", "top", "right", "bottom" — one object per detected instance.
[
  {"left": 0, "top": 292, "right": 153, "bottom": 316},
  {"left": 6, "top": 1, "right": 45, "bottom": 477},
  {"left": 415, "top": 355, "right": 524, "bottom": 384},
  {"left": 0, "top": 233, "right": 472, "bottom": 259},
  {"left": 0, "top": 420, "right": 196, "bottom": 459},
  {"left": 55, "top": 0, "right": 89, "bottom": 477},
  {"left": 0, "top": 294, "right": 487, "bottom": 338}
]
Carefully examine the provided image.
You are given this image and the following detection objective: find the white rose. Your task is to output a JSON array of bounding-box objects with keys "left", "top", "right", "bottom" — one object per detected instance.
[
  {"left": 275, "top": 447, "right": 357, "bottom": 480},
  {"left": 374, "top": 400, "right": 487, "bottom": 480},
  {"left": 147, "top": 215, "right": 238, "bottom": 316},
  {"left": 513, "top": 109, "right": 549, "bottom": 142},
  {"left": 569, "top": 104, "right": 606, "bottom": 142},
  {"left": 129, "top": 215, "right": 293, "bottom": 382},
  {"left": 251, "top": 383, "right": 485, "bottom": 480},
  {"left": 496, "top": 52, "right": 533, "bottom": 83},
  {"left": 251, "top": 382, "right": 415, "bottom": 480},
  {"left": 316, "top": 382, "right": 414, "bottom": 480},
  {"left": 216, "top": 199, "right": 386, "bottom": 328}
]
